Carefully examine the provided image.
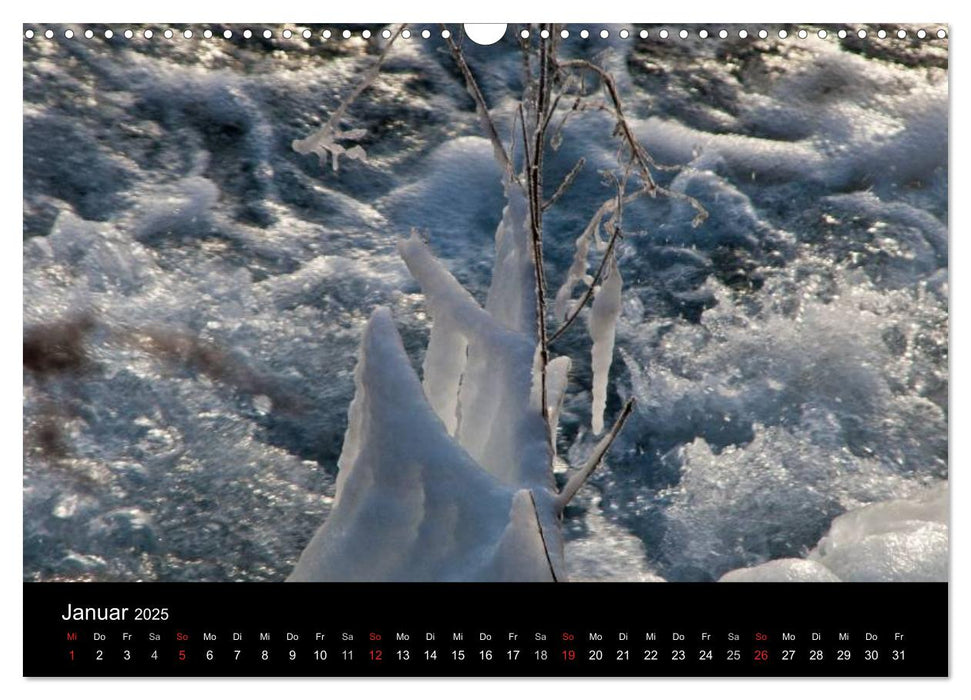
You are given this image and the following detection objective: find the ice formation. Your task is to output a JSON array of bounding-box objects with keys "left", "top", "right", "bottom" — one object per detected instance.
[
  {"left": 718, "top": 484, "right": 947, "bottom": 582},
  {"left": 290, "top": 186, "right": 567, "bottom": 581},
  {"left": 808, "top": 483, "right": 948, "bottom": 582},
  {"left": 588, "top": 255, "right": 622, "bottom": 434}
]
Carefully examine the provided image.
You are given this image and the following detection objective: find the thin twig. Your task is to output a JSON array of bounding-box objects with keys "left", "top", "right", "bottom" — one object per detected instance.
[
  {"left": 556, "top": 59, "right": 656, "bottom": 189},
  {"left": 327, "top": 24, "right": 405, "bottom": 128},
  {"left": 543, "top": 157, "right": 585, "bottom": 211},
  {"left": 527, "top": 490, "right": 560, "bottom": 582},
  {"left": 442, "top": 27, "right": 517, "bottom": 182},
  {"left": 555, "top": 58, "right": 708, "bottom": 225},
  {"left": 548, "top": 221, "right": 623, "bottom": 345},
  {"left": 555, "top": 398, "right": 636, "bottom": 512}
]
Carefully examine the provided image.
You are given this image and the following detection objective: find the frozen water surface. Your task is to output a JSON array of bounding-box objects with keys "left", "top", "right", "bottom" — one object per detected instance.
[{"left": 23, "top": 26, "right": 947, "bottom": 581}]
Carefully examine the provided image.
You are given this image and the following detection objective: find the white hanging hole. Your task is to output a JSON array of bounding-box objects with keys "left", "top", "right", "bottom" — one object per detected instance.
[
  {"left": 303, "top": 29, "right": 312, "bottom": 39},
  {"left": 44, "top": 29, "right": 54, "bottom": 39},
  {"left": 620, "top": 29, "right": 630, "bottom": 39},
  {"left": 381, "top": 29, "right": 391, "bottom": 39},
  {"left": 659, "top": 29, "right": 669, "bottom": 39},
  {"left": 105, "top": 29, "right": 114, "bottom": 39},
  {"left": 284, "top": 29, "right": 294, "bottom": 39},
  {"left": 601, "top": 29, "right": 610, "bottom": 39},
  {"left": 818, "top": 29, "right": 827, "bottom": 39},
  {"left": 580, "top": 29, "right": 589, "bottom": 39},
  {"left": 64, "top": 29, "right": 74, "bottom": 39},
  {"left": 878, "top": 29, "right": 887, "bottom": 39},
  {"left": 738, "top": 29, "right": 748, "bottom": 39},
  {"left": 181, "top": 29, "right": 190, "bottom": 39},
  {"left": 858, "top": 29, "right": 867, "bottom": 39},
  {"left": 699, "top": 29, "right": 708, "bottom": 39},
  {"left": 86, "top": 29, "right": 95, "bottom": 39},
  {"left": 401, "top": 28, "right": 411, "bottom": 39},
  {"left": 719, "top": 29, "right": 728, "bottom": 39},
  {"left": 917, "top": 29, "right": 927, "bottom": 39},
  {"left": 263, "top": 29, "right": 272, "bottom": 39},
  {"left": 223, "top": 30, "right": 232, "bottom": 39},
  {"left": 340, "top": 29, "right": 349, "bottom": 39},
  {"left": 442, "top": 29, "right": 451, "bottom": 39},
  {"left": 203, "top": 29, "right": 213, "bottom": 38},
  {"left": 163, "top": 29, "right": 173, "bottom": 39},
  {"left": 758, "top": 29, "right": 768, "bottom": 39},
  {"left": 798, "top": 29, "right": 808, "bottom": 39},
  {"left": 520, "top": 29, "right": 529, "bottom": 39},
  {"left": 123, "top": 29, "right": 133, "bottom": 39},
  {"left": 679, "top": 29, "right": 688, "bottom": 39},
  {"left": 24, "top": 29, "right": 34, "bottom": 39},
  {"left": 779, "top": 29, "right": 788, "bottom": 39},
  {"left": 323, "top": 29, "right": 332, "bottom": 39},
  {"left": 462, "top": 24, "right": 506, "bottom": 45},
  {"left": 540, "top": 29, "right": 550, "bottom": 39},
  {"left": 421, "top": 29, "right": 431, "bottom": 39},
  {"left": 144, "top": 29, "right": 153, "bottom": 39},
  {"left": 561, "top": 29, "right": 570, "bottom": 39},
  {"left": 897, "top": 29, "right": 907, "bottom": 39},
  {"left": 937, "top": 29, "right": 947, "bottom": 39},
  {"left": 838, "top": 29, "right": 848, "bottom": 38}
]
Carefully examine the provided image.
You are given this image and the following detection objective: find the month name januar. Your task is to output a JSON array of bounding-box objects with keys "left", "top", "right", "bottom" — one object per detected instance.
[{"left": 61, "top": 603, "right": 129, "bottom": 621}]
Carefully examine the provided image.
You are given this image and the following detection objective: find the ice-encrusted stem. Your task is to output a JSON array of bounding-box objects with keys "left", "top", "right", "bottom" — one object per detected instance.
[
  {"left": 549, "top": 217, "right": 624, "bottom": 343},
  {"left": 292, "top": 25, "right": 404, "bottom": 171}
]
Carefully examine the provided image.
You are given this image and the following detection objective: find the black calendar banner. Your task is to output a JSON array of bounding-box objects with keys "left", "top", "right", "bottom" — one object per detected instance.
[{"left": 24, "top": 582, "right": 947, "bottom": 677}]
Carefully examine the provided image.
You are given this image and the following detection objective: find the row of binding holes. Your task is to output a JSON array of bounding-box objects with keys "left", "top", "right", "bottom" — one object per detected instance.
[
  {"left": 22, "top": 27, "right": 443, "bottom": 40},
  {"left": 24, "top": 27, "right": 948, "bottom": 41}
]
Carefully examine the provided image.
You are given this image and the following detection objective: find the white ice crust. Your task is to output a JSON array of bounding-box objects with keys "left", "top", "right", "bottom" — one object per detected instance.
[
  {"left": 290, "top": 184, "right": 564, "bottom": 581},
  {"left": 719, "top": 484, "right": 948, "bottom": 583}
]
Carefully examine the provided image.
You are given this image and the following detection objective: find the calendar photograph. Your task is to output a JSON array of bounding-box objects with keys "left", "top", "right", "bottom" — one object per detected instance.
[{"left": 24, "top": 23, "right": 948, "bottom": 589}]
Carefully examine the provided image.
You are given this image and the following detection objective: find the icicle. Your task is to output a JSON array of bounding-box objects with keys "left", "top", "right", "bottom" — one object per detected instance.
[
  {"left": 545, "top": 356, "right": 571, "bottom": 435},
  {"left": 552, "top": 198, "right": 618, "bottom": 322},
  {"left": 485, "top": 185, "right": 536, "bottom": 336},
  {"left": 588, "top": 254, "right": 623, "bottom": 434}
]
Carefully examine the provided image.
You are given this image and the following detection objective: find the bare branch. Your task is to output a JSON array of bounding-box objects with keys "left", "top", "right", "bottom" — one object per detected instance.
[
  {"left": 442, "top": 27, "right": 517, "bottom": 181},
  {"left": 527, "top": 490, "right": 561, "bottom": 582},
  {"left": 556, "top": 58, "right": 656, "bottom": 189},
  {"left": 555, "top": 398, "right": 636, "bottom": 512},
  {"left": 543, "top": 157, "right": 585, "bottom": 211},
  {"left": 329, "top": 24, "right": 404, "bottom": 128},
  {"left": 555, "top": 58, "right": 708, "bottom": 226},
  {"left": 548, "top": 220, "right": 623, "bottom": 345}
]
